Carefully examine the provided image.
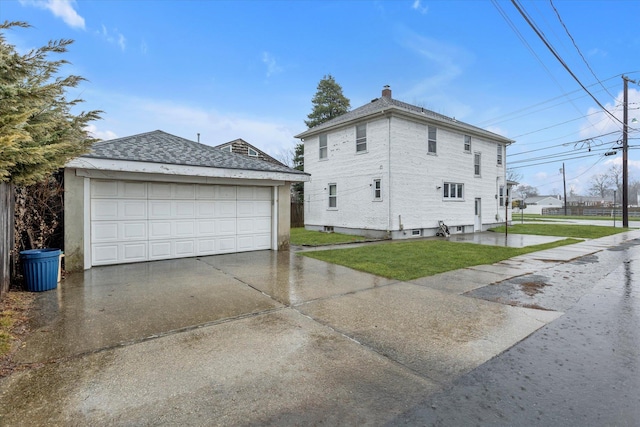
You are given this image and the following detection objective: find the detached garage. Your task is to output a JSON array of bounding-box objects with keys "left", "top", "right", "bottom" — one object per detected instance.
[{"left": 64, "top": 130, "right": 308, "bottom": 271}]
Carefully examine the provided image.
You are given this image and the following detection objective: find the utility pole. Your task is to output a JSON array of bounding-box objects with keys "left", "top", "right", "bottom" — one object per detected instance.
[
  {"left": 562, "top": 163, "right": 567, "bottom": 216},
  {"left": 622, "top": 75, "right": 637, "bottom": 228}
]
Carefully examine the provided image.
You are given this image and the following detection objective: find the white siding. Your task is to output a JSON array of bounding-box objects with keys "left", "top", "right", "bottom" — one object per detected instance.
[{"left": 304, "top": 114, "right": 508, "bottom": 237}]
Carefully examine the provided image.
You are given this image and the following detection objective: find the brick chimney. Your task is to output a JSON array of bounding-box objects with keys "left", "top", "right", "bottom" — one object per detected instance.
[{"left": 382, "top": 85, "right": 392, "bottom": 98}]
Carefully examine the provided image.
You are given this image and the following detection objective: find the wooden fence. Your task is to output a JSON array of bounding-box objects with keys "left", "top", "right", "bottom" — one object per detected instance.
[
  {"left": 0, "top": 182, "right": 14, "bottom": 300},
  {"left": 291, "top": 202, "right": 304, "bottom": 228}
]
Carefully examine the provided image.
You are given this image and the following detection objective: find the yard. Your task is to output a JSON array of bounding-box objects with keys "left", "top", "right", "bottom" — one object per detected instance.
[{"left": 296, "top": 223, "right": 629, "bottom": 281}]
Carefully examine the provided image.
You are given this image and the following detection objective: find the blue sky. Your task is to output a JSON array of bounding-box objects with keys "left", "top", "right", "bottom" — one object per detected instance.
[{"left": 3, "top": 0, "right": 640, "bottom": 197}]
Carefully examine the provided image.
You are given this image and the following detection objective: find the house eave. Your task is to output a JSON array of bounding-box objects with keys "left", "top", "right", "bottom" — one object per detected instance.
[
  {"left": 65, "top": 157, "right": 310, "bottom": 182},
  {"left": 295, "top": 105, "right": 515, "bottom": 145}
]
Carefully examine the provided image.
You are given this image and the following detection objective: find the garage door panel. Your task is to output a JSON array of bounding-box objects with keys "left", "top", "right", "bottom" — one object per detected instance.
[
  {"left": 216, "top": 219, "right": 236, "bottom": 235},
  {"left": 174, "top": 201, "right": 195, "bottom": 218},
  {"left": 149, "top": 241, "right": 172, "bottom": 259},
  {"left": 197, "top": 219, "right": 215, "bottom": 235},
  {"left": 149, "top": 221, "right": 171, "bottom": 239},
  {"left": 148, "top": 183, "right": 172, "bottom": 199},
  {"left": 254, "top": 234, "right": 271, "bottom": 249},
  {"left": 121, "top": 181, "right": 146, "bottom": 198},
  {"left": 217, "top": 237, "right": 237, "bottom": 253},
  {"left": 92, "top": 222, "right": 119, "bottom": 242},
  {"left": 122, "top": 222, "right": 147, "bottom": 240},
  {"left": 196, "top": 185, "right": 216, "bottom": 199},
  {"left": 149, "top": 201, "right": 172, "bottom": 219},
  {"left": 216, "top": 186, "right": 236, "bottom": 199},
  {"left": 254, "top": 187, "right": 272, "bottom": 200},
  {"left": 122, "top": 200, "right": 147, "bottom": 219},
  {"left": 92, "top": 244, "right": 119, "bottom": 265},
  {"left": 174, "top": 220, "right": 195, "bottom": 238},
  {"left": 237, "top": 201, "right": 271, "bottom": 217},
  {"left": 92, "top": 180, "right": 119, "bottom": 198},
  {"left": 175, "top": 240, "right": 195, "bottom": 256},
  {"left": 122, "top": 242, "right": 147, "bottom": 262},
  {"left": 173, "top": 184, "right": 196, "bottom": 199},
  {"left": 196, "top": 201, "right": 215, "bottom": 218},
  {"left": 92, "top": 200, "right": 119, "bottom": 220},
  {"left": 215, "top": 201, "right": 236, "bottom": 217},
  {"left": 197, "top": 238, "right": 216, "bottom": 255}
]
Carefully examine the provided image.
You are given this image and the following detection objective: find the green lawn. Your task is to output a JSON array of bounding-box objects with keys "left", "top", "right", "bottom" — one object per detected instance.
[
  {"left": 301, "top": 239, "right": 580, "bottom": 281},
  {"left": 290, "top": 227, "right": 369, "bottom": 246},
  {"left": 518, "top": 214, "right": 622, "bottom": 222},
  {"left": 490, "top": 223, "right": 627, "bottom": 239}
]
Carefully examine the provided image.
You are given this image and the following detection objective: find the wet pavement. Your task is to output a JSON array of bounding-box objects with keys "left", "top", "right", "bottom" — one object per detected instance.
[
  {"left": 394, "top": 237, "right": 640, "bottom": 426},
  {"left": 1, "top": 230, "right": 640, "bottom": 425}
]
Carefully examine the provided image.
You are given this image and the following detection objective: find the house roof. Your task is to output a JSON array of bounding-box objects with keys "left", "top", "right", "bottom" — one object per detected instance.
[
  {"left": 213, "top": 138, "right": 286, "bottom": 167},
  {"left": 80, "top": 130, "right": 306, "bottom": 176},
  {"left": 525, "top": 196, "right": 563, "bottom": 204},
  {"left": 294, "top": 90, "right": 515, "bottom": 145}
]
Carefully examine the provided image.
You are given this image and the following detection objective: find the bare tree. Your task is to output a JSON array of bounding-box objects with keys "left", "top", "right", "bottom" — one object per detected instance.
[
  {"left": 507, "top": 169, "right": 522, "bottom": 183},
  {"left": 608, "top": 165, "right": 622, "bottom": 195},
  {"left": 587, "top": 173, "right": 612, "bottom": 198}
]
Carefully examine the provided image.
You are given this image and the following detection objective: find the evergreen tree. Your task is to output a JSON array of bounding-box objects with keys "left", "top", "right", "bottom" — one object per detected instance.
[
  {"left": 0, "top": 21, "right": 102, "bottom": 185},
  {"left": 293, "top": 75, "right": 350, "bottom": 201},
  {"left": 304, "top": 74, "right": 351, "bottom": 128}
]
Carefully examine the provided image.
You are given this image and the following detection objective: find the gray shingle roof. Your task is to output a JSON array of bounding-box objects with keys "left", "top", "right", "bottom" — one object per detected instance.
[
  {"left": 295, "top": 95, "right": 514, "bottom": 144},
  {"left": 82, "top": 130, "right": 306, "bottom": 175}
]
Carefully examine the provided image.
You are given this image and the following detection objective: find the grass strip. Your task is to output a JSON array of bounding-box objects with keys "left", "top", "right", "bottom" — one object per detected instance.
[
  {"left": 301, "top": 238, "right": 580, "bottom": 281},
  {"left": 290, "top": 227, "right": 368, "bottom": 246},
  {"left": 490, "top": 224, "right": 627, "bottom": 239}
]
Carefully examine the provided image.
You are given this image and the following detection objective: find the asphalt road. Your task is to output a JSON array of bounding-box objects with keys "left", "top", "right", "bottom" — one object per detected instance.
[{"left": 392, "top": 237, "right": 640, "bottom": 426}]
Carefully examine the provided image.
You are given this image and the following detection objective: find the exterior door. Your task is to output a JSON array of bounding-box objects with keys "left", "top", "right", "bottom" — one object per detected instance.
[{"left": 474, "top": 198, "right": 482, "bottom": 232}]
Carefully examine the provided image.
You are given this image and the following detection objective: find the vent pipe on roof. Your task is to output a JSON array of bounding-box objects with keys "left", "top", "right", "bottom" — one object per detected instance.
[
  {"left": 382, "top": 85, "right": 392, "bottom": 99},
  {"left": 197, "top": 133, "right": 200, "bottom": 143}
]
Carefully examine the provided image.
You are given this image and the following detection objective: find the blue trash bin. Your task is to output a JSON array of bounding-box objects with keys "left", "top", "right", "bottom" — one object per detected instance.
[{"left": 20, "top": 248, "right": 61, "bottom": 292}]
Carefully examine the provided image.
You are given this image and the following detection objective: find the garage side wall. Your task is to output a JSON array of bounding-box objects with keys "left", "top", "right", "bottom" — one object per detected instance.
[
  {"left": 277, "top": 183, "right": 291, "bottom": 250},
  {"left": 64, "top": 168, "right": 86, "bottom": 272}
]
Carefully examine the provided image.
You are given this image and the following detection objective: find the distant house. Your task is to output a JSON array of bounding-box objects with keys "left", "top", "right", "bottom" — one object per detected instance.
[
  {"left": 295, "top": 86, "right": 514, "bottom": 239},
  {"left": 518, "top": 195, "right": 563, "bottom": 215},
  {"left": 214, "top": 139, "right": 285, "bottom": 167}
]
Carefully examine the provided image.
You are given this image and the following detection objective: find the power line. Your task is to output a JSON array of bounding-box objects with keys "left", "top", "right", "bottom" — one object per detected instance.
[{"left": 509, "top": 0, "right": 623, "bottom": 126}]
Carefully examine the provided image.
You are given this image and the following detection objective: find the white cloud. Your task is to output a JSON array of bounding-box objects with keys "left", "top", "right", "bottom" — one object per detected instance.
[
  {"left": 261, "top": 52, "right": 283, "bottom": 77},
  {"left": 20, "top": 0, "right": 85, "bottom": 29},
  {"left": 411, "top": 0, "right": 429, "bottom": 14},
  {"left": 85, "top": 124, "right": 117, "bottom": 141},
  {"left": 97, "top": 24, "right": 127, "bottom": 51}
]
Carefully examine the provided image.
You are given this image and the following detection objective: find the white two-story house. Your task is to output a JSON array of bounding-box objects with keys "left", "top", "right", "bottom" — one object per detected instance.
[{"left": 295, "top": 86, "right": 515, "bottom": 239}]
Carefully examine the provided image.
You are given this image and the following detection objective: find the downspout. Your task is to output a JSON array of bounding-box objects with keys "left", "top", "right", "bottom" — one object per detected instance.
[{"left": 387, "top": 112, "right": 392, "bottom": 236}]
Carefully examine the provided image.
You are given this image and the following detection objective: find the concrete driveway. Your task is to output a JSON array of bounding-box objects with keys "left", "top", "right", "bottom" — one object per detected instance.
[{"left": 4, "top": 233, "right": 630, "bottom": 425}]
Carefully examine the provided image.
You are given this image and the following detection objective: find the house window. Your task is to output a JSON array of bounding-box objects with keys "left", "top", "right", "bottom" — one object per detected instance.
[
  {"left": 248, "top": 147, "right": 258, "bottom": 157},
  {"left": 356, "top": 124, "right": 367, "bottom": 152},
  {"left": 443, "top": 182, "right": 464, "bottom": 200},
  {"left": 474, "top": 153, "right": 481, "bottom": 176},
  {"left": 428, "top": 126, "right": 437, "bottom": 154},
  {"left": 319, "top": 134, "right": 328, "bottom": 159},
  {"left": 373, "top": 179, "right": 382, "bottom": 201},
  {"left": 497, "top": 144, "right": 503, "bottom": 165},
  {"left": 464, "top": 135, "right": 471, "bottom": 152},
  {"left": 221, "top": 145, "right": 232, "bottom": 152},
  {"left": 499, "top": 185, "right": 505, "bottom": 207},
  {"left": 328, "top": 183, "right": 337, "bottom": 208}
]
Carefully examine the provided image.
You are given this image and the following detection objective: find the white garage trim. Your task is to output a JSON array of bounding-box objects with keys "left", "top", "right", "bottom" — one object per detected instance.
[{"left": 88, "top": 179, "right": 273, "bottom": 267}]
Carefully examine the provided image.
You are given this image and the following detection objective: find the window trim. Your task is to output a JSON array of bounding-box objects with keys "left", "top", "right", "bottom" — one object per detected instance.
[
  {"left": 248, "top": 147, "right": 258, "bottom": 157},
  {"left": 464, "top": 135, "right": 471, "bottom": 153},
  {"left": 356, "top": 124, "right": 367, "bottom": 153},
  {"left": 499, "top": 185, "right": 505, "bottom": 207},
  {"left": 221, "top": 145, "right": 232, "bottom": 152},
  {"left": 474, "top": 152, "right": 481, "bottom": 177},
  {"left": 443, "top": 182, "right": 464, "bottom": 200},
  {"left": 319, "top": 134, "right": 328, "bottom": 160},
  {"left": 373, "top": 178, "right": 382, "bottom": 201},
  {"left": 497, "top": 144, "right": 503, "bottom": 165},
  {"left": 428, "top": 126, "right": 437, "bottom": 155},
  {"left": 328, "top": 183, "right": 337, "bottom": 209}
]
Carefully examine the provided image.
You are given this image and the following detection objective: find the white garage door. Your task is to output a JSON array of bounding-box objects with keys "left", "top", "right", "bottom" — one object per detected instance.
[{"left": 90, "top": 180, "right": 272, "bottom": 266}]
